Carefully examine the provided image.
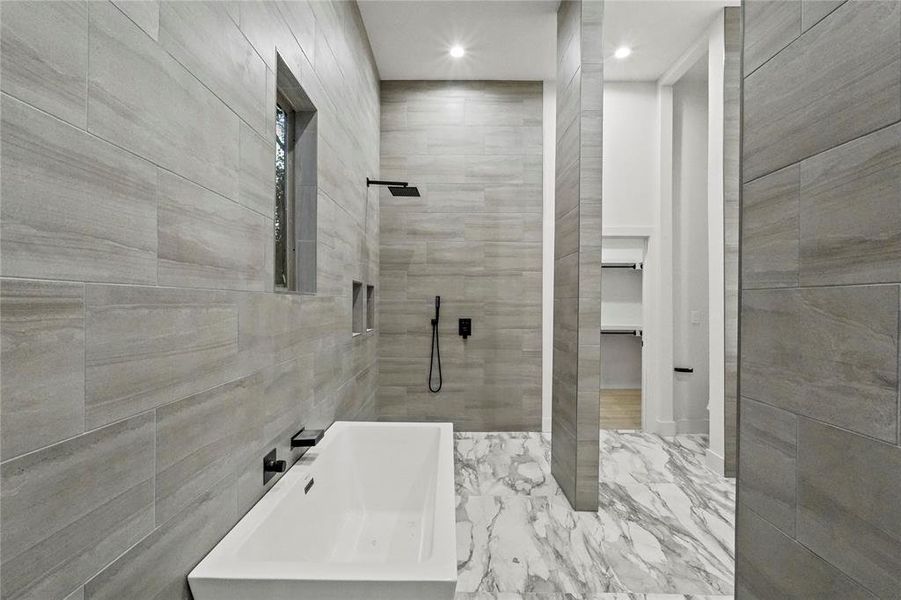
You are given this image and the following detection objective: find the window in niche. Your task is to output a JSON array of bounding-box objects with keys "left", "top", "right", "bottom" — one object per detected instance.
[{"left": 274, "top": 54, "right": 317, "bottom": 293}]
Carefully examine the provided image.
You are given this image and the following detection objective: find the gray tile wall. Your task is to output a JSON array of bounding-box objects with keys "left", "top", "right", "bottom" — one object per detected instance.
[
  {"left": 0, "top": 2, "right": 380, "bottom": 599},
  {"left": 723, "top": 6, "right": 741, "bottom": 477},
  {"left": 737, "top": 1, "right": 901, "bottom": 597},
  {"left": 376, "top": 81, "right": 543, "bottom": 431},
  {"left": 552, "top": 0, "right": 603, "bottom": 512}
]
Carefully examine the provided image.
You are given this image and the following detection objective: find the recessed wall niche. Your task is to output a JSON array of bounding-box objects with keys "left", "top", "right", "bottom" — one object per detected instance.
[
  {"left": 366, "top": 285, "right": 375, "bottom": 332},
  {"left": 352, "top": 280, "right": 364, "bottom": 335}
]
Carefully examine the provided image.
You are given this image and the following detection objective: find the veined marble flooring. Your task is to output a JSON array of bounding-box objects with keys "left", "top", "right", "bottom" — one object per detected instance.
[{"left": 453, "top": 431, "right": 735, "bottom": 600}]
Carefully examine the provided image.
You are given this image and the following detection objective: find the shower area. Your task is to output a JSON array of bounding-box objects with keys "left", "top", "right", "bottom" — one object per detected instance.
[{"left": 375, "top": 81, "right": 544, "bottom": 432}]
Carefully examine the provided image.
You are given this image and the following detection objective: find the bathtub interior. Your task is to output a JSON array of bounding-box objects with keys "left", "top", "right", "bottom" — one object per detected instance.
[{"left": 236, "top": 424, "right": 442, "bottom": 566}]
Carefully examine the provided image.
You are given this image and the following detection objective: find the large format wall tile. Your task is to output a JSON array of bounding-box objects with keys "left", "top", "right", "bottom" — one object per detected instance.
[
  {"left": 0, "top": 94, "right": 158, "bottom": 284},
  {"left": 0, "top": 414, "right": 155, "bottom": 600},
  {"left": 743, "top": 0, "right": 901, "bottom": 181},
  {"left": 377, "top": 81, "right": 543, "bottom": 432},
  {"left": 0, "top": 279, "right": 85, "bottom": 459},
  {"left": 743, "top": 0, "right": 801, "bottom": 74},
  {"left": 0, "top": 0, "right": 88, "bottom": 127},
  {"left": 84, "top": 285, "right": 239, "bottom": 428},
  {"left": 155, "top": 375, "right": 263, "bottom": 525},
  {"left": 797, "top": 418, "right": 901, "bottom": 598},
  {"left": 799, "top": 122, "right": 901, "bottom": 286},
  {"left": 277, "top": 0, "right": 316, "bottom": 65},
  {"left": 556, "top": 0, "right": 580, "bottom": 95},
  {"left": 740, "top": 2, "right": 901, "bottom": 593},
  {"left": 738, "top": 398, "right": 797, "bottom": 536},
  {"left": 739, "top": 288, "right": 802, "bottom": 411},
  {"left": 85, "top": 476, "right": 237, "bottom": 600},
  {"left": 741, "top": 164, "right": 800, "bottom": 289},
  {"left": 64, "top": 587, "right": 84, "bottom": 600},
  {"left": 88, "top": 2, "right": 240, "bottom": 199},
  {"left": 111, "top": 0, "right": 159, "bottom": 40},
  {"left": 239, "top": 1, "right": 304, "bottom": 73},
  {"left": 235, "top": 291, "right": 309, "bottom": 377},
  {"left": 1, "top": 1, "right": 379, "bottom": 597},
  {"left": 158, "top": 171, "right": 268, "bottom": 291},
  {"left": 159, "top": 2, "right": 267, "bottom": 136},
  {"left": 801, "top": 0, "right": 846, "bottom": 31},
  {"left": 742, "top": 286, "right": 899, "bottom": 442},
  {"left": 798, "top": 285, "right": 899, "bottom": 442},
  {"left": 736, "top": 507, "right": 876, "bottom": 599},
  {"left": 238, "top": 122, "right": 275, "bottom": 217}
]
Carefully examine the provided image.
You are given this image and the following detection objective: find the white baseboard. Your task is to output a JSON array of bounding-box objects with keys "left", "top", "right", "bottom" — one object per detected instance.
[
  {"left": 652, "top": 419, "right": 677, "bottom": 436},
  {"left": 676, "top": 418, "right": 710, "bottom": 435},
  {"left": 705, "top": 448, "right": 725, "bottom": 475}
]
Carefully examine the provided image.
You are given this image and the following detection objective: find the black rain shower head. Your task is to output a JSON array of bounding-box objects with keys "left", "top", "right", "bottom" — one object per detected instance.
[
  {"left": 366, "top": 177, "right": 421, "bottom": 197},
  {"left": 388, "top": 185, "right": 420, "bottom": 197}
]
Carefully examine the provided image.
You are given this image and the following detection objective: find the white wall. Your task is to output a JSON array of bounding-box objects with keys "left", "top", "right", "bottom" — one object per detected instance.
[
  {"left": 603, "top": 82, "right": 659, "bottom": 230},
  {"left": 600, "top": 83, "right": 657, "bottom": 394},
  {"left": 672, "top": 71, "right": 710, "bottom": 434},
  {"left": 597, "top": 14, "right": 731, "bottom": 446},
  {"left": 601, "top": 336, "right": 643, "bottom": 388},
  {"left": 644, "top": 10, "right": 731, "bottom": 447},
  {"left": 542, "top": 80, "right": 556, "bottom": 433}
]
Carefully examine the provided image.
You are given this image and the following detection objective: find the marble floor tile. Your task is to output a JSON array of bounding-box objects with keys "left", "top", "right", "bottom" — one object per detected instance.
[
  {"left": 591, "top": 482, "right": 734, "bottom": 594},
  {"left": 455, "top": 432, "right": 562, "bottom": 499},
  {"left": 598, "top": 431, "right": 723, "bottom": 487},
  {"left": 455, "top": 595, "right": 732, "bottom": 599},
  {"left": 454, "top": 431, "right": 735, "bottom": 598},
  {"left": 454, "top": 594, "right": 733, "bottom": 599}
]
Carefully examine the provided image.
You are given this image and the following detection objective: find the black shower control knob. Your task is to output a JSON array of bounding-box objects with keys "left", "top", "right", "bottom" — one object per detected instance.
[{"left": 459, "top": 318, "right": 472, "bottom": 339}]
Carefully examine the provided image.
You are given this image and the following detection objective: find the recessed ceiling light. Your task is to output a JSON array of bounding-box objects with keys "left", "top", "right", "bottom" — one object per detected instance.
[
  {"left": 450, "top": 45, "right": 465, "bottom": 58},
  {"left": 614, "top": 46, "right": 632, "bottom": 59}
]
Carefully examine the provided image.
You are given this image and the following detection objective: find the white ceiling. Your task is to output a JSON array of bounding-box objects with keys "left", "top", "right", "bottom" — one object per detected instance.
[
  {"left": 358, "top": 0, "right": 737, "bottom": 83},
  {"left": 357, "top": 0, "right": 558, "bottom": 81},
  {"left": 604, "top": 0, "right": 738, "bottom": 81}
]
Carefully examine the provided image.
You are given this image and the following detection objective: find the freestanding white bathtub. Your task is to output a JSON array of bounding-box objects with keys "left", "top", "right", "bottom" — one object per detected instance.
[{"left": 188, "top": 421, "right": 457, "bottom": 600}]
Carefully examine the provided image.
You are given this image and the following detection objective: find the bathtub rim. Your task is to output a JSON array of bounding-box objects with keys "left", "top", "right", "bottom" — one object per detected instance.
[{"left": 188, "top": 421, "right": 457, "bottom": 585}]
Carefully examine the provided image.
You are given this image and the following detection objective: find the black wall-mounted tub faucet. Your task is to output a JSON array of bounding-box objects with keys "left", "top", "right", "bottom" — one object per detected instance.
[{"left": 291, "top": 428, "right": 324, "bottom": 448}]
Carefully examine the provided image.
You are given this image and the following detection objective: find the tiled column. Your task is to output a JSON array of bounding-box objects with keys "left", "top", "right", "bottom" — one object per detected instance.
[
  {"left": 723, "top": 6, "right": 741, "bottom": 477},
  {"left": 552, "top": 0, "right": 603, "bottom": 511}
]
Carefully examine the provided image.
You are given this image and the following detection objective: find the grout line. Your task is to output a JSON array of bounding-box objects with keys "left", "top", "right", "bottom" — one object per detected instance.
[
  {"left": 82, "top": 280, "right": 88, "bottom": 437},
  {"left": 152, "top": 407, "right": 157, "bottom": 527},
  {"left": 744, "top": 281, "right": 901, "bottom": 293},
  {"left": 155, "top": 167, "right": 160, "bottom": 287},
  {"left": 794, "top": 410, "right": 800, "bottom": 539},
  {"left": 0, "top": 275, "right": 353, "bottom": 298},
  {"left": 742, "top": 117, "right": 901, "bottom": 186},
  {"left": 85, "top": 2, "right": 90, "bottom": 129},
  {"left": 743, "top": 504, "right": 877, "bottom": 593},
  {"left": 1, "top": 91, "right": 272, "bottom": 222},
  {"left": 742, "top": 393, "right": 900, "bottom": 450},
  {"left": 743, "top": 17, "right": 801, "bottom": 81}
]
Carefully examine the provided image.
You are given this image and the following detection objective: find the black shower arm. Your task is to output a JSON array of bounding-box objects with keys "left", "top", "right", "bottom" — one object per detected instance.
[{"left": 366, "top": 178, "right": 409, "bottom": 188}]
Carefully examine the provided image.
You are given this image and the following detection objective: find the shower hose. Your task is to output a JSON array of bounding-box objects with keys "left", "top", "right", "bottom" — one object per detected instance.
[{"left": 429, "top": 295, "right": 442, "bottom": 393}]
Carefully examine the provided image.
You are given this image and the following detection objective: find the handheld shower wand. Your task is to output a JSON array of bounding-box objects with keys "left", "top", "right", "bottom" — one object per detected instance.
[{"left": 428, "top": 296, "right": 442, "bottom": 393}]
